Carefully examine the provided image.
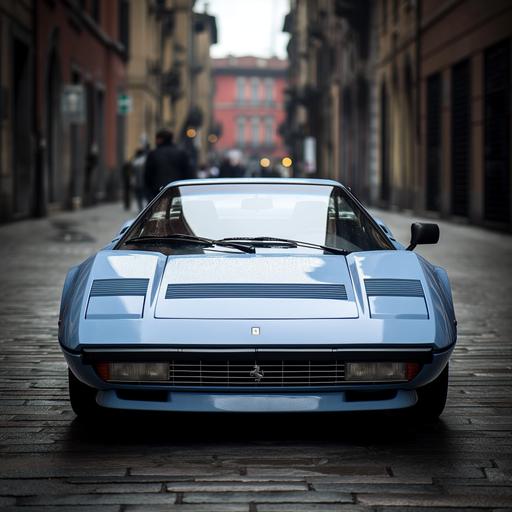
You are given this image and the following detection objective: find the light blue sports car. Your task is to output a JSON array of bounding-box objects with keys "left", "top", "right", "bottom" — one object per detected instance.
[{"left": 59, "top": 179, "right": 456, "bottom": 420}]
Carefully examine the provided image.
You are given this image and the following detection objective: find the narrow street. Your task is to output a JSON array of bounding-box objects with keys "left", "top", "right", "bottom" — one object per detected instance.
[{"left": 0, "top": 202, "right": 511, "bottom": 511}]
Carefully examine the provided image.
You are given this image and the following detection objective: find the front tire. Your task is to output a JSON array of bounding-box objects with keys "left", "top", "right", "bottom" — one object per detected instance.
[
  {"left": 411, "top": 363, "right": 449, "bottom": 421},
  {"left": 68, "top": 369, "right": 103, "bottom": 420}
]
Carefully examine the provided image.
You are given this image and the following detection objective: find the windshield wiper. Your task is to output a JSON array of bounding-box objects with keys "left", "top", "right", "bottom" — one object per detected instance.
[
  {"left": 124, "top": 234, "right": 255, "bottom": 254},
  {"left": 218, "top": 237, "right": 349, "bottom": 255}
]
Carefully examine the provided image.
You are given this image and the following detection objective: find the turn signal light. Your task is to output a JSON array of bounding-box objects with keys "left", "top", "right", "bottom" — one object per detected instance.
[
  {"left": 345, "top": 362, "right": 422, "bottom": 382},
  {"left": 95, "top": 362, "right": 169, "bottom": 382},
  {"left": 406, "top": 362, "right": 421, "bottom": 381}
]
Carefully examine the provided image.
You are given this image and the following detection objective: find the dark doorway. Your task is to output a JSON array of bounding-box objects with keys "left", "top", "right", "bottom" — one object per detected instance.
[
  {"left": 45, "top": 48, "right": 61, "bottom": 204},
  {"left": 342, "top": 87, "right": 353, "bottom": 188},
  {"left": 12, "top": 36, "right": 33, "bottom": 216},
  {"left": 403, "top": 61, "right": 414, "bottom": 209},
  {"left": 484, "top": 40, "right": 510, "bottom": 224},
  {"left": 96, "top": 89, "right": 106, "bottom": 201},
  {"left": 356, "top": 78, "right": 369, "bottom": 200},
  {"left": 380, "top": 82, "right": 390, "bottom": 203},
  {"left": 451, "top": 59, "right": 471, "bottom": 216},
  {"left": 426, "top": 73, "right": 442, "bottom": 212}
]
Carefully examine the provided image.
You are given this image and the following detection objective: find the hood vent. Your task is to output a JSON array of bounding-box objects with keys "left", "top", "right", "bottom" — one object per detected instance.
[
  {"left": 90, "top": 278, "right": 149, "bottom": 297},
  {"left": 364, "top": 279, "right": 424, "bottom": 297},
  {"left": 165, "top": 283, "right": 348, "bottom": 300}
]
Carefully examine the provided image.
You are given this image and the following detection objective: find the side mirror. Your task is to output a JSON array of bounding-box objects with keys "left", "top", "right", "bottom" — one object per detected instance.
[{"left": 406, "top": 222, "right": 439, "bottom": 251}]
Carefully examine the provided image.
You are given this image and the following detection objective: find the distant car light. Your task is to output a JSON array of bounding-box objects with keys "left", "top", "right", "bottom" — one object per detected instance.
[
  {"left": 96, "top": 362, "right": 169, "bottom": 382},
  {"left": 345, "top": 362, "right": 416, "bottom": 381}
]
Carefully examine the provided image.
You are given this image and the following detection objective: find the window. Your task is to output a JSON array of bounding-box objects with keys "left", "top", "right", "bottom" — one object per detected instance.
[
  {"left": 264, "top": 117, "right": 273, "bottom": 145},
  {"left": 251, "top": 117, "right": 260, "bottom": 147},
  {"left": 251, "top": 77, "right": 260, "bottom": 105},
  {"left": 264, "top": 78, "right": 274, "bottom": 103},
  {"left": 236, "top": 77, "right": 245, "bottom": 104},
  {"left": 237, "top": 116, "right": 245, "bottom": 146},
  {"left": 118, "top": 0, "right": 129, "bottom": 53}
]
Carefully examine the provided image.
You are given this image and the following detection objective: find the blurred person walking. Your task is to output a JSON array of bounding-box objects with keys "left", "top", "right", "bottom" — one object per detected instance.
[
  {"left": 131, "top": 146, "right": 149, "bottom": 211},
  {"left": 144, "top": 129, "right": 193, "bottom": 201}
]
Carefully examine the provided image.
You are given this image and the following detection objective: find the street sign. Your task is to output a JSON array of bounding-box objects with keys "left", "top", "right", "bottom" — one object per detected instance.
[
  {"left": 61, "top": 85, "right": 85, "bottom": 124},
  {"left": 117, "top": 93, "right": 132, "bottom": 115}
]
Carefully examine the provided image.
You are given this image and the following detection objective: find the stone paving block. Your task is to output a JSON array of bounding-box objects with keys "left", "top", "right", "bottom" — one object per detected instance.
[
  {"left": 312, "top": 483, "right": 441, "bottom": 494},
  {"left": 2, "top": 507, "right": 121, "bottom": 512},
  {"left": 165, "top": 481, "right": 308, "bottom": 492},
  {"left": 356, "top": 493, "right": 512, "bottom": 508},
  {"left": 17, "top": 493, "right": 178, "bottom": 506},
  {"left": 257, "top": 505, "right": 368, "bottom": 512},
  {"left": 0, "top": 479, "right": 161, "bottom": 496},
  {"left": 182, "top": 491, "right": 354, "bottom": 504},
  {"left": 126, "top": 505, "right": 248, "bottom": 512}
]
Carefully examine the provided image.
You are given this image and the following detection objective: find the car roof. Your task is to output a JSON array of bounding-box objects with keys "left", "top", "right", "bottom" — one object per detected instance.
[{"left": 163, "top": 177, "right": 345, "bottom": 189}]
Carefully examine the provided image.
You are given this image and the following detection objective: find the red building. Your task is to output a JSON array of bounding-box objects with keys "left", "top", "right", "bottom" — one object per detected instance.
[
  {"left": 35, "top": 0, "right": 128, "bottom": 212},
  {"left": 212, "top": 56, "right": 287, "bottom": 166}
]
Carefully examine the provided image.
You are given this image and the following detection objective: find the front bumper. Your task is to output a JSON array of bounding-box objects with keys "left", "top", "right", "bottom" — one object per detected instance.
[
  {"left": 62, "top": 344, "right": 453, "bottom": 413},
  {"left": 96, "top": 388, "right": 417, "bottom": 412}
]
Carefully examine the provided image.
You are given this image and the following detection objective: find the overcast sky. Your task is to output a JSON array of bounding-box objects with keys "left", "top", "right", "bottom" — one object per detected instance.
[{"left": 194, "top": 0, "right": 290, "bottom": 59}]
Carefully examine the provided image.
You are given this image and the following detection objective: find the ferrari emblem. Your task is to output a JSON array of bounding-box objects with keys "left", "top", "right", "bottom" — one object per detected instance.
[{"left": 250, "top": 364, "right": 264, "bottom": 382}]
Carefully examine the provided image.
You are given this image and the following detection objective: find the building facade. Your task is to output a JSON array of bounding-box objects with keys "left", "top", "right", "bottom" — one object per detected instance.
[
  {"left": 0, "top": 0, "right": 35, "bottom": 221},
  {"left": 376, "top": 0, "right": 512, "bottom": 229},
  {"left": 157, "top": 1, "right": 215, "bottom": 167},
  {"left": 284, "top": 0, "right": 512, "bottom": 230},
  {"left": 124, "top": 0, "right": 163, "bottom": 160},
  {"left": 213, "top": 56, "right": 287, "bottom": 166},
  {"left": 283, "top": 0, "right": 376, "bottom": 201}
]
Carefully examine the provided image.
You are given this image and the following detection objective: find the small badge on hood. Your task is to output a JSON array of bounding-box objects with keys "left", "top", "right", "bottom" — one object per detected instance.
[{"left": 251, "top": 327, "right": 260, "bottom": 336}]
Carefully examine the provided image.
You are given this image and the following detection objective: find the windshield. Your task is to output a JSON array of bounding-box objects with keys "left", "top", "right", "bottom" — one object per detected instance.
[{"left": 118, "top": 183, "right": 394, "bottom": 254}]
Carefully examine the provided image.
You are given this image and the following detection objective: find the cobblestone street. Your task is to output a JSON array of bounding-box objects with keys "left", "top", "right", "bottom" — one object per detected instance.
[{"left": 0, "top": 202, "right": 511, "bottom": 511}]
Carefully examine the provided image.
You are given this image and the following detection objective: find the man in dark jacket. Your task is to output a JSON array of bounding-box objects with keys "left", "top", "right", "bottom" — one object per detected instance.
[{"left": 144, "top": 129, "right": 193, "bottom": 200}]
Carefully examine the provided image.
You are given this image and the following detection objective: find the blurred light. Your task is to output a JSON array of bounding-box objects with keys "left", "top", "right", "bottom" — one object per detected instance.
[
  {"left": 208, "top": 134, "right": 218, "bottom": 144},
  {"left": 260, "top": 157, "right": 271, "bottom": 168},
  {"left": 281, "top": 156, "right": 293, "bottom": 168},
  {"left": 186, "top": 128, "right": 197, "bottom": 138}
]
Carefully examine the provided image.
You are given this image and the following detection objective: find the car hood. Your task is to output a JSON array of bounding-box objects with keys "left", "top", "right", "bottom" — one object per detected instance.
[
  {"left": 62, "top": 249, "right": 455, "bottom": 349},
  {"left": 154, "top": 255, "right": 358, "bottom": 319}
]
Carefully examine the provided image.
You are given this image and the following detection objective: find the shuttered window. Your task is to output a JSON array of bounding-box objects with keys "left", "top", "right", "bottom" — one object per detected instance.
[
  {"left": 451, "top": 59, "right": 471, "bottom": 216},
  {"left": 484, "top": 40, "right": 510, "bottom": 223}
]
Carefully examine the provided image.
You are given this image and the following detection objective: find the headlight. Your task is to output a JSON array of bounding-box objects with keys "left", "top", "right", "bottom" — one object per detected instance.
[
  {"left": 96, "top": 362, "right": 169, "bottom": 382},
  {"left": 345, "top": 362, "right": 420, "bottom": 382}
]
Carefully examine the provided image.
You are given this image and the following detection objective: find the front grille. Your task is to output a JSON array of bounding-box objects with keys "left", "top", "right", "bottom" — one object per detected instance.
[{"left": 168, "top": 359, "right": 346, "bottom": 387}]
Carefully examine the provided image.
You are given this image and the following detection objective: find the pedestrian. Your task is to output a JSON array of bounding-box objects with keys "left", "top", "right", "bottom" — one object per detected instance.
[
  {"left": 131, "top": 147, "right": 148, "bottom": 211},
  {"left": 121, "top": 158, "right": 132, "bottom": 211},
  {"left": 144, "top": 129, "right": 193, "bottom": 201}
]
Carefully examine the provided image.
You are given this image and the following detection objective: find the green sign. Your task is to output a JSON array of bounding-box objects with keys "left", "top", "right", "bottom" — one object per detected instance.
[{"left": 117, "top": 93, "right": 132, "bottom": 115}]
